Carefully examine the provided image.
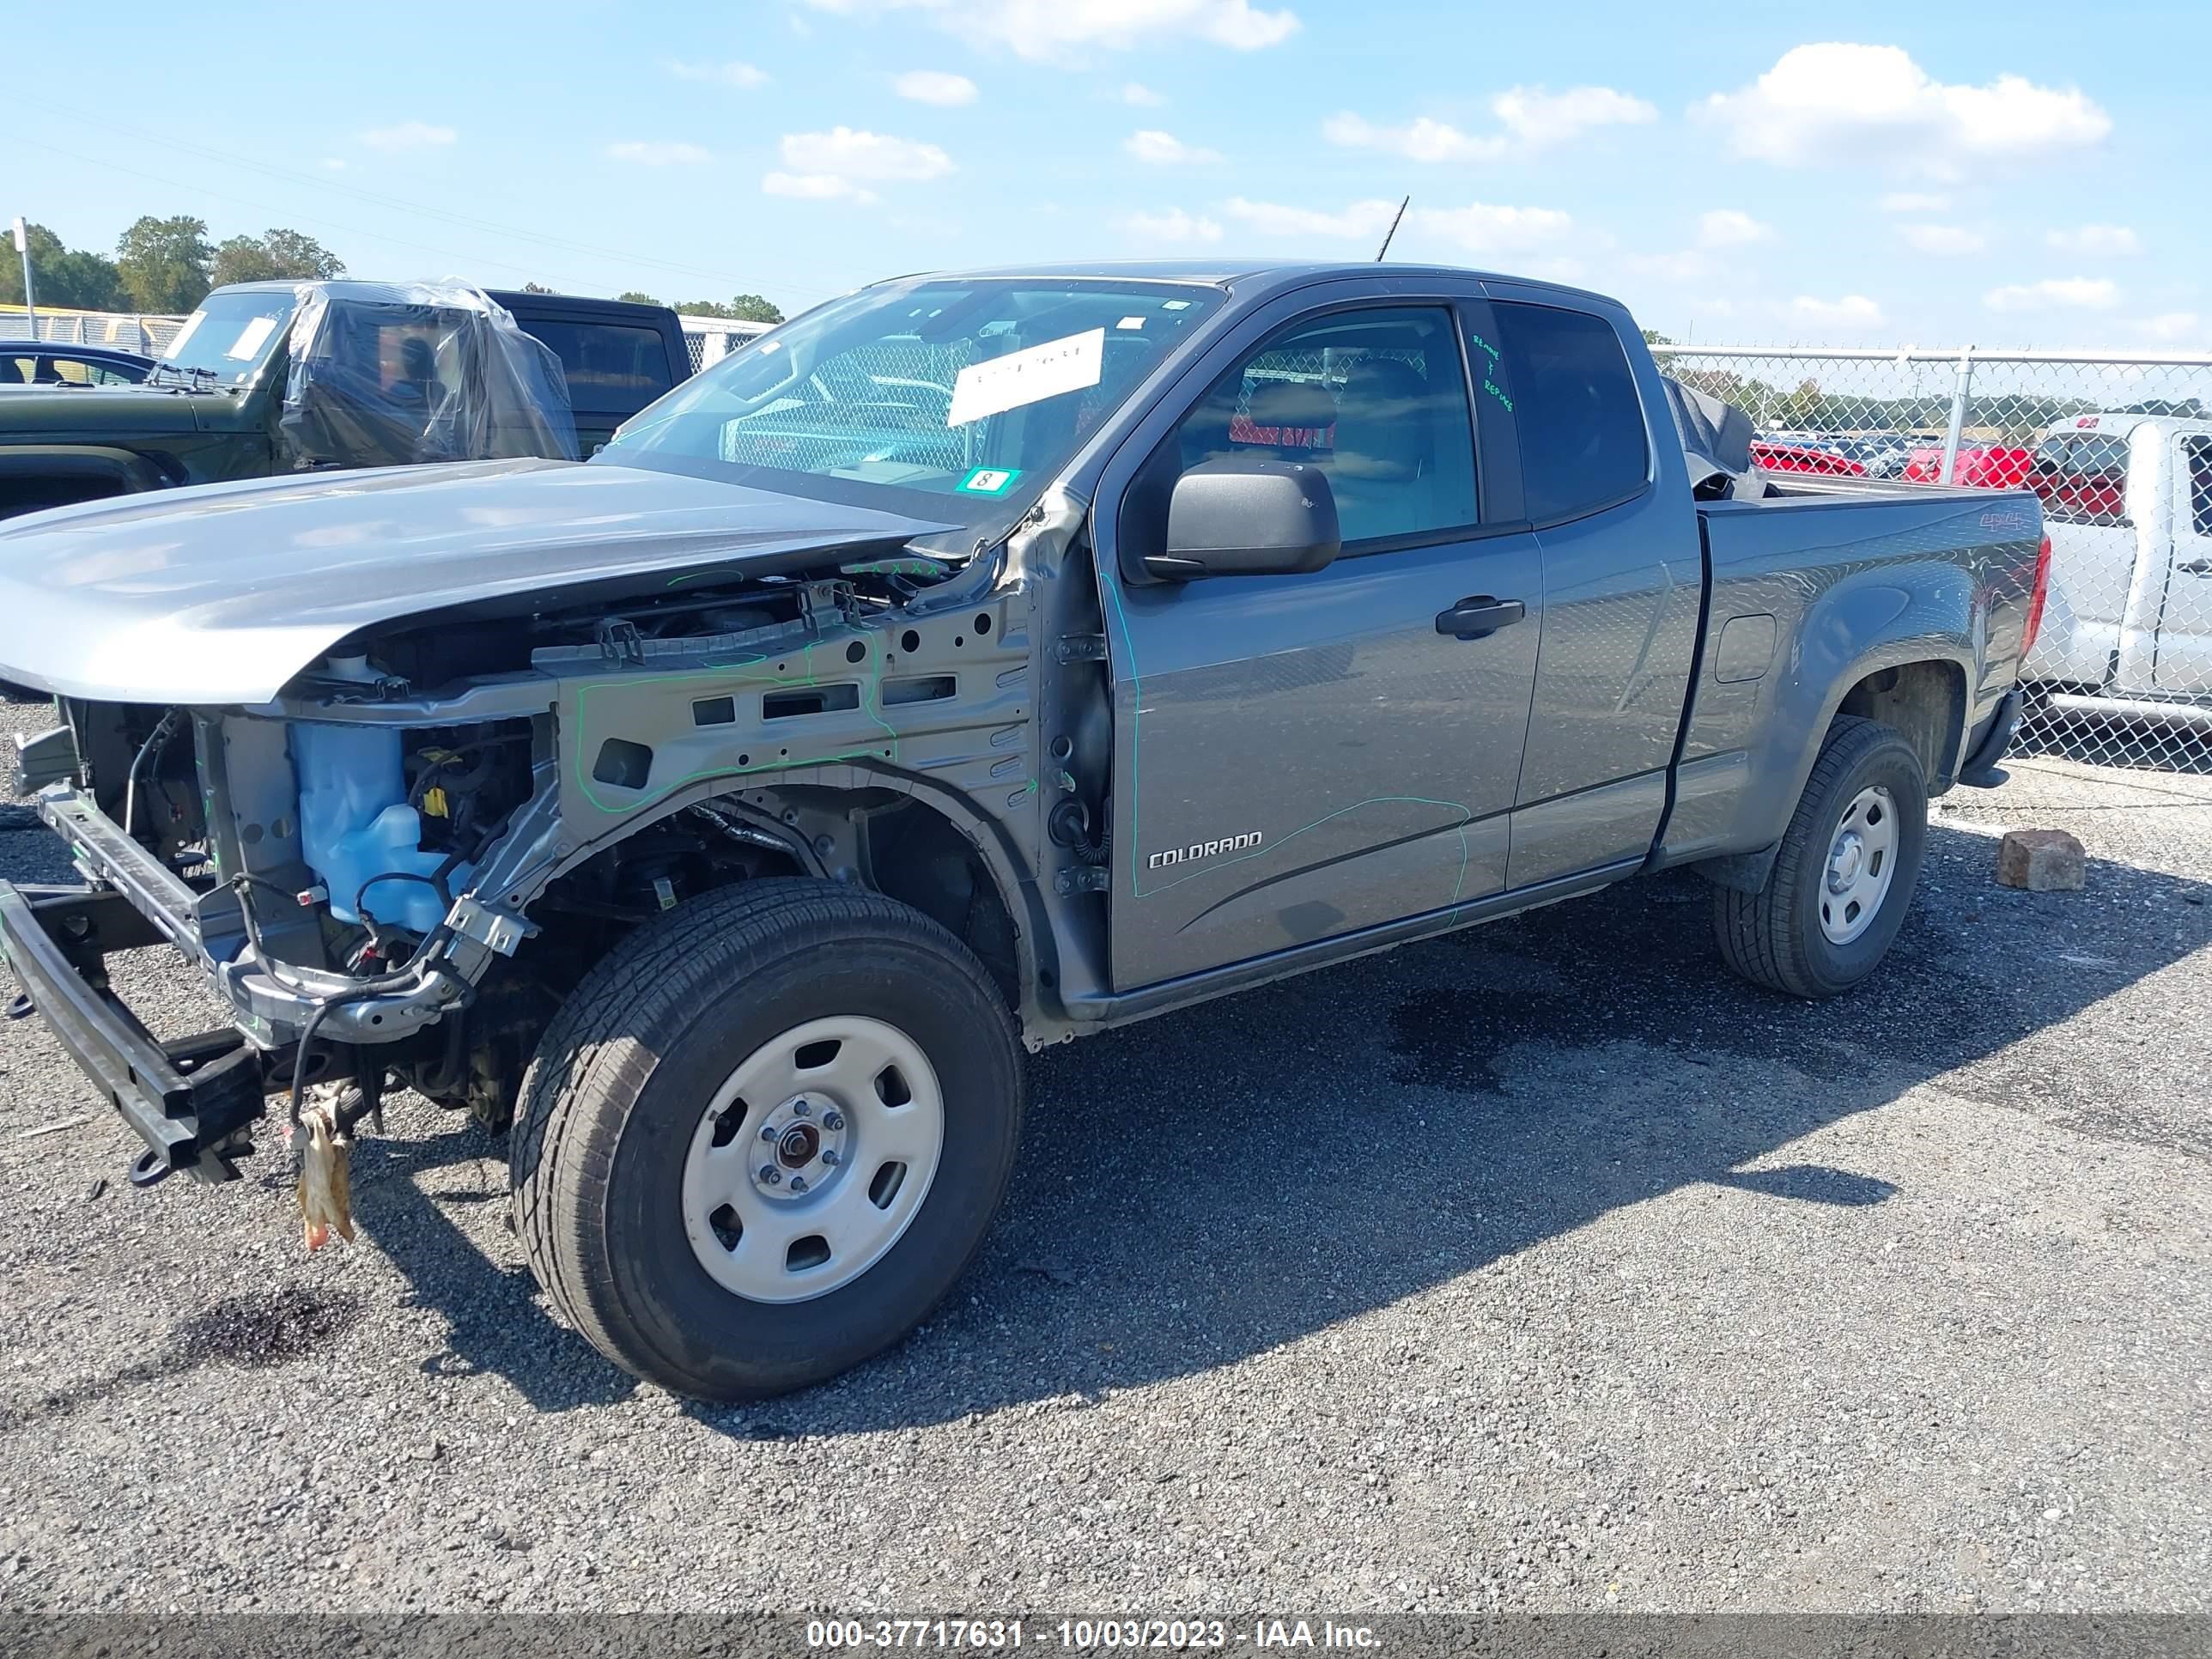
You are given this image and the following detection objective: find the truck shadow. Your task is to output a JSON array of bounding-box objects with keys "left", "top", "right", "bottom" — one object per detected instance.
[{"left": 357, "top": 823, "right": 2208, "bottom": 1426}]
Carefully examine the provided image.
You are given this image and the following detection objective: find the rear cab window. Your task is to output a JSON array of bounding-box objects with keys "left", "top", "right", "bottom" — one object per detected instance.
[
  {"left": 526, "top": 319, "right": 677, "bottom": 408},
  {"left": 1490, "top": 302, "right": 1650, "bottom": 525},
  {"left": 2033, "top": 431, "right": 2132, "bottom": 526}
]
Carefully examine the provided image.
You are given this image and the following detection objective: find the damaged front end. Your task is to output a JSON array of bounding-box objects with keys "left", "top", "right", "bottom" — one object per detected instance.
[{"left": 1, "top": 537, "right": 1042, "bottom": 1194}]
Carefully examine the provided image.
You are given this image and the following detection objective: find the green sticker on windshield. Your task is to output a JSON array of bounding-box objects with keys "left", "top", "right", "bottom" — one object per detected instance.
[{"left": 957, "top": 466, "right": 1023, "bottom": 496}]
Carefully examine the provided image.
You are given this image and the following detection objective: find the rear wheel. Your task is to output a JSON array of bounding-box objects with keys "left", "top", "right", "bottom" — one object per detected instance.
[
  {"left": 1713, "top": 715, "right": 1928, "bottom": 999},
  {"left": 511, "top": 878, "right": 1023, "bottom": 1400}
]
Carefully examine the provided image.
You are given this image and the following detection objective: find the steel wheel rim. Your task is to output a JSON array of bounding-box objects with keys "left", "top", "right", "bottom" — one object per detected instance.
[
  {"left": 680, "top": 1014, "right": 945, "bottom": 1304},
  {"left": 1819, "top": 784, "right": 1899, "bottom": 945}
]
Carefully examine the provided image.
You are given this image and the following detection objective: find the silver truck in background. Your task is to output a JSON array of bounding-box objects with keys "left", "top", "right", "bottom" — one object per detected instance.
[{"left": 2022, "top": 411, "right": 2212, "bottom": 730}]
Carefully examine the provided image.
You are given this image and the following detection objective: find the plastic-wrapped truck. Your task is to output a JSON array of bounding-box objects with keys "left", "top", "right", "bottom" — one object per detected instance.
[
  {"left": 0, "top": 280, "right": 580, "bottom": 519},
  {"left": 0, "top": 261, "right": 2045, "bottom": 1402}
]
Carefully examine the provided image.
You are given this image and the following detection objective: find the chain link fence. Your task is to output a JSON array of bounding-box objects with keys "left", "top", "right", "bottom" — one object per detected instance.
[
  {"left": 1651, "top": 344, "right": 2212, "bottom": 806},
  {"left": 0, "top": 304, "right": 185, "bottom": 355},
  {"left": 678, "top": 314, "right": 774, "bottom": 374}
]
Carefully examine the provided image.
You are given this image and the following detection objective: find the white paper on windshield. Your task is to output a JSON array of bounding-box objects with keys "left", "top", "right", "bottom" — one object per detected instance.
[
  {"left": 161, "top": 312, "right": 206, "bottom": 361},
  {"left": 224, "top": 316, "right": 279, "bottom": 361},
  {"left": 947, "top": 328, "right": 1103, "bottom": 428}
]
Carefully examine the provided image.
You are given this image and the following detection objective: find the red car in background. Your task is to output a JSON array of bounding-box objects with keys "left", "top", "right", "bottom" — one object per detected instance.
[
  {"left": 1900, "top": 444, "right": 2035, "bottom": 489},
  {"left": 1748, "top": 440, "right": 1865, "bottom": 476}
]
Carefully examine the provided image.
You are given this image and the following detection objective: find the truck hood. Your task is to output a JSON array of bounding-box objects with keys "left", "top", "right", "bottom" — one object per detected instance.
[
  {"left": 0, "top": 384, "right": 213, "bottom": 434},
  {"left": 0, "top": 458, "right": 955, "bottom": 704}
]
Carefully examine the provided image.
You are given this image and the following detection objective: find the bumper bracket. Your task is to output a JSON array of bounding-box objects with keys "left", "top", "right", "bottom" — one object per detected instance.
[{"left": 0, "top": 882, "right": 269, "bottom": 1182}]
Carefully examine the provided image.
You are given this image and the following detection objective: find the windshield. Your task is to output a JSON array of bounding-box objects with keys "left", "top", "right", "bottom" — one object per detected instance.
[
  {"left": 159, "top": 289, "right": 299, "bottom": 386},
  {"left": 602, "top": 276, "right": 1223, "bottom": 538}
]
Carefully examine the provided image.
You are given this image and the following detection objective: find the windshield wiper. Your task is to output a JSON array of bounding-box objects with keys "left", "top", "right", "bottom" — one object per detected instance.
[{"left": 145, "top": 362, "right": 219, "bottom": 392}]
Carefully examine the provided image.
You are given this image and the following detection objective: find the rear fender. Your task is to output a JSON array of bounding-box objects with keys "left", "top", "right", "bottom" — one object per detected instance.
[{"left": 1676, "top": 562, "right": 1979, "bottom": 866}]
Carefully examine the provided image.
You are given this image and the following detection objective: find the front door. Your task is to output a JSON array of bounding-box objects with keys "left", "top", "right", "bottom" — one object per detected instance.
[{"left": 1098, "top": 301, "right": 1543, "bottom": 988}]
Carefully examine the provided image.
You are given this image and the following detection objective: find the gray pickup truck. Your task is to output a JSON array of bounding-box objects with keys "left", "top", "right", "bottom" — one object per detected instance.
[{"left": 0, "top": 262, "right": 2044, "bottom": 1401}]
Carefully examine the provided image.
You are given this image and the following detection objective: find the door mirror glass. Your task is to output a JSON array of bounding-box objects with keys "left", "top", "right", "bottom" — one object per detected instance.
[{"left": 1148, "top": 457, "right": 1340, "bottom": 580}]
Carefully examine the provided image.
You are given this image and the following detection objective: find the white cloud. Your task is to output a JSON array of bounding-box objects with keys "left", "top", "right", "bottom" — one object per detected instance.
[
  {"left": 1492, "top": 85, "right": 1658, "bottom": 149},
  {"left": 1122, "top": 208, "right": 1224, "bottom": 243},
  {"left": 1323, "top": 84, "right": 1653, "bottom": 165},
  {"left": 319, "top": 158, "right": 346, "bottom": 172},
  {"left": 1984, "top": 276, "right": 2119, "bottom": 312},
  {"left": 779, "top": 125, "right": 954, "bottom": 181},
  {"left": 1627, "top": 211, "right": 1759, "bottom": 284},
  {"left": 609, "top": 140, "right": 712, "bottom": 165},
  {"left": 1899, "top": 223, "right": 1986, "bottom": 255},
  {"left": 895, "top": 70, "right": 979, "bottom": 106},
  {"left": 1787, "top": 294, "right": 1887, "bottom": 331},
  {"left": 1121, "top": 82, "right": 1165, "bottom": 106},
  {"left": 1698, "top": 209, "right": 1771, "bottom": 247},
  {"left": 2135, "top": 312, "right": 2203, "bottom": 343},
  {"left": 1516, "top": 256, "right": 1588, "bottom": 285},
  {"left": 1124, "top": 129, "right": 1221, "bottom": 165},
  {"left": 1879, "top": 191, "right": 1951, "bottom": 212},
  {"left": 361, "top": 121, "right": 456, "bottom": 151},
  {"left": 669, "top": 59, "right": 769, "bottom": 88},
  {"left": 1413, "top": 201, "right": 1575, "bottom": 255},
  {"left": 1629, "top": 251, "right": 1715, "bottom": 283},
  {"left": 1225, "top": 197, "right": 1402, "bottom": 240},
  {"left": 1223, "top": 196, "right": 1572, "bottom": 258},
  {"left": 763, "top": 173, "right": 879, "bottom": 204},
  {"left": 1322, "top": 113, "right": 1504, "bottom": 164},
  {"left": 2046, "top": 223, "right": 2139, "bottom": 256},
  {"left": 1700, "top": 45, "right": 2110, "bottom": 173},
  {"left": 804, "top": 0, "right": 1297, "bottom": 61},
  {"left": 762, "top": 126, "right": 951, "bottom": 204}
]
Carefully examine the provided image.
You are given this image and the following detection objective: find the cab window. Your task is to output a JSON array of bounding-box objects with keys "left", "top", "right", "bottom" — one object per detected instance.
[
  {"left": 526, "top": 319, "right": 676, "bottom": 407},
  {"left": 1168, "top": 306, "right": 1478, "bottom": 546},
  {"left": 1491, "top": 302, "right": 1650, "bottom": 525}
]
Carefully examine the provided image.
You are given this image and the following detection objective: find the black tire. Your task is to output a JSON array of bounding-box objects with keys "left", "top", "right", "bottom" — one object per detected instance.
[
  {"left": 511, "top": 878, "right": 1024, "bottom": 1400},
  {"left": 1713, "top": 715, "right": 1929, "bottom": 1000}
]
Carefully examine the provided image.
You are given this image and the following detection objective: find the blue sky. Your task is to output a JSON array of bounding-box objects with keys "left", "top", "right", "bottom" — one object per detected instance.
[{"left": 8, "top": 0, "right": 2204, "bottom": 346}]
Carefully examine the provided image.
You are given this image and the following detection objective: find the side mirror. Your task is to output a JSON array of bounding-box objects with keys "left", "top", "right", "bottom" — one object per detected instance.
[{"left": 1145, "top": 457, "right": 1341, "bottom": 580}]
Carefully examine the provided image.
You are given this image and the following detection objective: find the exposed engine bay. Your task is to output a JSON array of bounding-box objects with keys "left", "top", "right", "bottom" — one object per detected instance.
[{"left": 26, "top": 499, "right": 1109, "bottom": 1200}]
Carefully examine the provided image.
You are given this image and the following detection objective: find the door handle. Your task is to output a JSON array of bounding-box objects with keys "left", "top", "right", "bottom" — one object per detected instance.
[
  {"left": 1434, "top": 597, "right": 1527, "bottom": 640},
  {"left": 2179, "top": 558, "right": 2212, "bottom": 574}
]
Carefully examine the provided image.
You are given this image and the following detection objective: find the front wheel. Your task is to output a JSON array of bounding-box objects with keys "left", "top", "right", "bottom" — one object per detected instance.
[
  {"left": 511, "top": 879, "right": 1024, "bottom": 1400},
  {"left": 1714, "top": 715, "right": 1929, "bottom": 999}
]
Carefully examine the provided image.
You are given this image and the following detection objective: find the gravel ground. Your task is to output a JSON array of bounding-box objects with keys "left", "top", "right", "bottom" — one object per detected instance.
[{"left": 0, "top": 693, "right": 2204, "bottom": 1615}]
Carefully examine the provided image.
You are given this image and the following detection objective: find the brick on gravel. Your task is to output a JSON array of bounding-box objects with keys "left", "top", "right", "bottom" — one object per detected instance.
[{"left": 1996, "top": 827, "right": 2088, "bottom": 891}]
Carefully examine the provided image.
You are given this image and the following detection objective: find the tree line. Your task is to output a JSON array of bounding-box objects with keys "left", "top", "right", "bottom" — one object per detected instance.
[
  {"left": 615, "top": 290, "right": 783, "bottom": 324},
  {"left": 1, "top": 216, "right": 344, "bottom": 313},
  {"left": 3, "top": 216, "right": 786, "bottom": 325}
]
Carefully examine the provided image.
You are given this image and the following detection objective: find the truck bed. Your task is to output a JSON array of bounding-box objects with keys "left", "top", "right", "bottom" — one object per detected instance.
[{"left": 1658, "top": 477, "right": 2045, "bottom": 873}]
